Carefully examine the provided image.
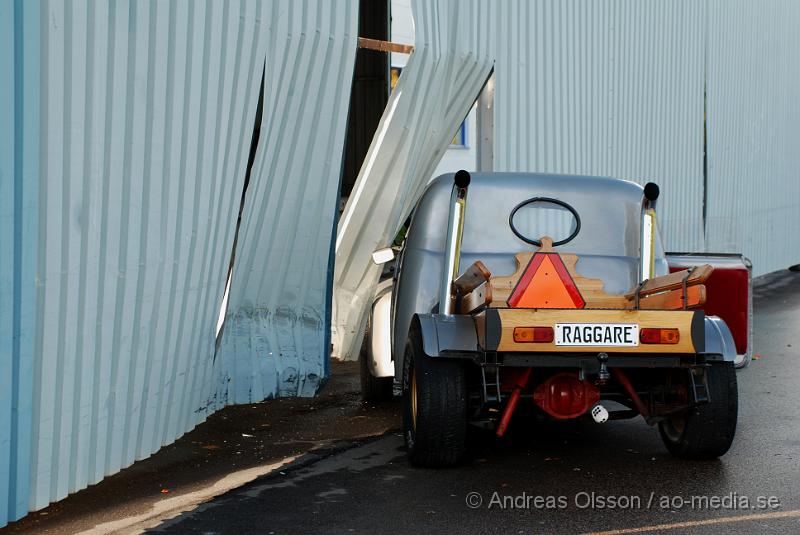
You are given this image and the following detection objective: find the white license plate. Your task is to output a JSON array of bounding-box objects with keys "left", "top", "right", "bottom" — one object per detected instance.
[{"left": 555, "top": 323, "right": 639, "bottom": 347}]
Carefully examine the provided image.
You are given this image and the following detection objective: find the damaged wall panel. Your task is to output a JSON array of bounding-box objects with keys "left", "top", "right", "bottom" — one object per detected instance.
[
  {"left": 332, "top": 0, "right": 495, "bottom": 360},
  {"left": 215, "top": 0, "right": 359, "bottom": 401}
]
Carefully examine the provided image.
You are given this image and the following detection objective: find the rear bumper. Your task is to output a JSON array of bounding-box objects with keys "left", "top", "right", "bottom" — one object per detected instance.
[
  {"left": 414, "top": 309, "right": 735, "bottom": 366},
  {"left": 481, "top": 308, "right": 705, "bottom": 354},
  {"left": 439, "top": 350, "right": 710, "bottom": 369}
]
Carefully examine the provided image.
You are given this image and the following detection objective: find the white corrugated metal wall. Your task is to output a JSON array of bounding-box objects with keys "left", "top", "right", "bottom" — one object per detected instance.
[
  {"left": 492, "top": 0, "right": 800, "bottom": 275},
  {"left": 705, "top": 0, "right": 800, "bottom": 275},
  {"left": 492, "top": 1, "right": 707, "bottom": 252},
  {"left": 1, "top": 0, "right": 360, "bottom": 525}
]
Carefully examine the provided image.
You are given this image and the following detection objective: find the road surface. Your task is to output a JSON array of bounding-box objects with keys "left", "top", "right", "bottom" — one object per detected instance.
[{"left": 147, "top": 270, "right": 800, "bottom": 534}]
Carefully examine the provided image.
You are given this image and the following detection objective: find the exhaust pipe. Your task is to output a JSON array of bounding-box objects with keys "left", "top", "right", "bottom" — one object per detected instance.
[
  {"left": 439, "top": 170, "right": 471, "bottom": 315},
  {"left": 639, "top": 182, "right": 660, "bottom": 282}
]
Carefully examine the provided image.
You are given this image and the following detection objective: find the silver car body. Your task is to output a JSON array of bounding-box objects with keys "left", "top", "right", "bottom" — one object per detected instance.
[
  {"left": 392, "top": 173, "right": 670, "bottom": 375},
  {"left": 367, "top": 278, "right": 395, "bottom": 378},
  {"left": 365, "top": 172, "right": 741, "bottom": 381}
]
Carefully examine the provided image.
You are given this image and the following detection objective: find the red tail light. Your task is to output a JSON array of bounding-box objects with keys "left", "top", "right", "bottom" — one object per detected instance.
[
  {"left": 513, "top": 326, "right": 554, "bottom": 343},
  {"left": 640, "top": 328, "right": 680, "bottom": 344}
]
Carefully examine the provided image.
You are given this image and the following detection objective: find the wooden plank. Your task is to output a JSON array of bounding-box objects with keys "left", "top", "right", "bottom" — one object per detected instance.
[
  {"left": 459, "top": 281, "right": 492, "bottom": 314},
  {"left": 486, "top": 245, "right": 711, "bottom": 311},
  {"left": 489, "top": 251, "right": 631, "bottom": 309},
  {"left": 494, "top": 309, "right": 698, "bottom": 353},
  {"left": 638, "top": 285, "right": 706, "bottom": 310},
  {"left": 357, "top": 37, "right": 414, "bottom": 54},
  {"left": 454, "top": 261, "right": 492, "bottom": 294},
  {"left": 625, "top": 264, "right": 714, "bottom": 299},
  {"left": 559, "top": 252, "right": 631, "bottom": 309}
]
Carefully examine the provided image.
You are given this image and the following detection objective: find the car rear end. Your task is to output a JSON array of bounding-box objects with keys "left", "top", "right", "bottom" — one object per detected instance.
[{"left": 395, "top": 172, "right": 746, "bottom": 467}]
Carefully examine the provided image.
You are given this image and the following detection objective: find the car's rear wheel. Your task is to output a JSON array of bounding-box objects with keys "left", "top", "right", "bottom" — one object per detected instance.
[
  {"left": 402, "top": 326, "right": 467, "bottom": 467},
  {"left": 359, "top": 320, "right": 394, "bottom": 401},
  {"left": 659, "top": 361, "right": 738, "bottom": 459}
]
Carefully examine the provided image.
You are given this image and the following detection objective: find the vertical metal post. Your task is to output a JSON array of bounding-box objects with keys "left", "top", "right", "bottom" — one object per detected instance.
[
  {"left": 439, "top": 171, "right": 471, "bottom": 315},
  {"left": 639, "top": 183, "right": 660, "bottom": 282}
]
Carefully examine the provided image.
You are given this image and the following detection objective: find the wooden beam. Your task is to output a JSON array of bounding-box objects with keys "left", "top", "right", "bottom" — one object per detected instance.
[
  {"left": 460, "top": 281, "right": 492, "bottom": 314},
  {"left": 454, "top": 261, "right": 492, "bottom": 294},
  {"left": 488, "top": 251, "right": 632, "bottom": 309},
  {"left": 357, "top": 37, "right": 414, "bottom": 54},
  {"left": 638, "top": 285, "right": 706, "bottom": 310},
  {"left": 625, "top": 264, "right": 714, "bottom": 300}
]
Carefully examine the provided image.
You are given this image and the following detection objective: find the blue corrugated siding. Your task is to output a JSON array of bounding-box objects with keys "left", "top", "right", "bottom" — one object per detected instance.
[
  {"left": 25, "top": 0, "right": 281, "bottom": 512},
  {"left": 1, "top": 0, "right": 358, "bottom": 526},
  {"left": 0, "top": 1, "right": 16, "bottom": 522},
  {"left": 0, "top": 0, "right": 39, "bottom": 522}
]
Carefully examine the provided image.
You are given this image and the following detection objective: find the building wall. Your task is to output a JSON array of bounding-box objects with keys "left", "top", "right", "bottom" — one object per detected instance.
[
  {"left": 492, "top": 1, "right": 707, "bottom": 253},
  {"left": 0, "top": 0, "right": 269, "bottom": 520},
  {"left": 0, "top": 0, "right": 356, "bottom": 526},
  {"left": 431, "top": 107, "right": 478, "bottom": 178},
  {"left": 393, "top": 0, "right": 800, "bottom": 272},
  {"left": 391, "top": 0, "right": 800, "bottom": 277},
  {"left": 490, "top": 0, "right": 800, "bottom": 276},
  {"left": 704, "top": 0, "right": 800, "bottom": 275},
  {"left": 0, "top": 0, "right": 38, "bottom": 521}
]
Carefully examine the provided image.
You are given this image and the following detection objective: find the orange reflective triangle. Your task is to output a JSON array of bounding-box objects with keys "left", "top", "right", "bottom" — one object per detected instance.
[{"left": 507, "top": 253, "right": 585, "bottom": 309}]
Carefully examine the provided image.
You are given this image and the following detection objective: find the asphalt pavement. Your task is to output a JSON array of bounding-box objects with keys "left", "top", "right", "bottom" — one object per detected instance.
[
  {"left": 3, "top": 362, "right": 397, "bottom": 535},
  {"left": 148, "top": 269, "right": 800, "bottom": 535}
]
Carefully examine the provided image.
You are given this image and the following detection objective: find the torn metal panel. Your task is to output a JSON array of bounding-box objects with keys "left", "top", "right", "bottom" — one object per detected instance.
[
  {"left": 332, "top": 0, "right": 495, "bottom": 360},
  {"left": 216, "top": 0, "right": 359, "bottom": 400}
]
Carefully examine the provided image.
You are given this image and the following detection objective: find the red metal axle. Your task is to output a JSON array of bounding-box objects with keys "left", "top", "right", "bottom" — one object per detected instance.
[
  {"left": 611, "top": 368, "right": 650, "bottom": 418},
  {"left": 496, "top": 368, "right": 532, "bottom": 437}
]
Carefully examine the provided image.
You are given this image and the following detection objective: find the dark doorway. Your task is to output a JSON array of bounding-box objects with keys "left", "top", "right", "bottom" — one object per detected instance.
[{"left": 340, "top": 0, "right": 391, "bottom": 202}]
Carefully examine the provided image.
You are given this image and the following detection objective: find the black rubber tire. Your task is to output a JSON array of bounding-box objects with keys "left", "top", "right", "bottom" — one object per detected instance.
[
  {"left": 659, "top": 362, "right": 738, "bottom": 459},
  {"left": 359, "top": 321, "right": 394, "bottom": 401},
  {"left": 402, "top": 326, "right": 467, "bottom": 467}
]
